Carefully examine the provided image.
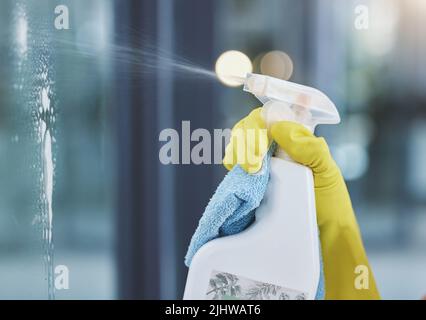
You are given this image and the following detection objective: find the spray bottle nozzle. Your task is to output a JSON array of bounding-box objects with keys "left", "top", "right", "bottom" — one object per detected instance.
[
  {"left": 244, "top": 73, "right": 268, "bottom": 96},
  {"left": 243, "top": 73, "right": 340, "bottom": 129}
]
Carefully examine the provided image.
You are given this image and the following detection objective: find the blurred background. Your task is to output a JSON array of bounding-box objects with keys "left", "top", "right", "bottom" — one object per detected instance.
[{"left": 0, "top": 0, "right": 425, "bottom": 299}]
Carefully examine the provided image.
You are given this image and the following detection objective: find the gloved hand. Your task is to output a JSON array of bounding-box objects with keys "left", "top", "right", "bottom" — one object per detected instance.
[
  {"left": 223, "top": 107, "right": 380, "bottom": 300},
  {"left": 223, "top": 108, "right": 270, "bottom": 174}
]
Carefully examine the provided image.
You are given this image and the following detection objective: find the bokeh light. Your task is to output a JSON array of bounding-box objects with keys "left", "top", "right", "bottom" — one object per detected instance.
[
  {"left": 215, "top": 50, "right": 253, "bottom": 87},
  {"left": 362, "top": 0, "right": 399, "bottom": 56},
  {"left": 260, "top": 50, "right": 293, "bottom": 80},
  {"left": 333, "top": 143, "right": 369, "bottom": 181},
  {"left": 346, "top": 114, "right": 375, "bottom": 147}
]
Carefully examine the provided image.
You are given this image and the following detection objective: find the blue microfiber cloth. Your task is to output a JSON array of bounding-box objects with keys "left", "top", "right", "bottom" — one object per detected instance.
[{"left": 185, "top": 144, "right": 325, "bottom": 299}]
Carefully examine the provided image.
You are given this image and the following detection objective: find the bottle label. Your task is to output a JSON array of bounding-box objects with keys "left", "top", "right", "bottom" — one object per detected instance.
[{"left": 205, "top": 269, "right": 308, "bottom": 300}]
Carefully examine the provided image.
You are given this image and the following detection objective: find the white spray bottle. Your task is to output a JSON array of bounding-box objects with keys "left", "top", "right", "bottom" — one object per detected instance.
[{"left": 184, "top": 73, "right": 340, "bottom": 300}]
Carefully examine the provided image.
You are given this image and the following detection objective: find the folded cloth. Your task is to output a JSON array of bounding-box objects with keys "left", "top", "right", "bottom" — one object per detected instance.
[{"left": 184, "top": 144, "right": 325, "bottom": 299}]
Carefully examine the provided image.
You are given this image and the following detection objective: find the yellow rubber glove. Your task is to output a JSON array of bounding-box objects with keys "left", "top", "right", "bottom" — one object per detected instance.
[
  {"left": 223, "top": 108, "right": 380, "bottom": 300},
  {"left": 223, "top": 108, "right": 270, "bottom": 174}
]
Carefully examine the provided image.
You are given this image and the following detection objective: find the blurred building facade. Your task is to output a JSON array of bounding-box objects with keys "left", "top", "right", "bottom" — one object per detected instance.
[{"left": 0, "top": 0, "right": 425, "bottom": 299}]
